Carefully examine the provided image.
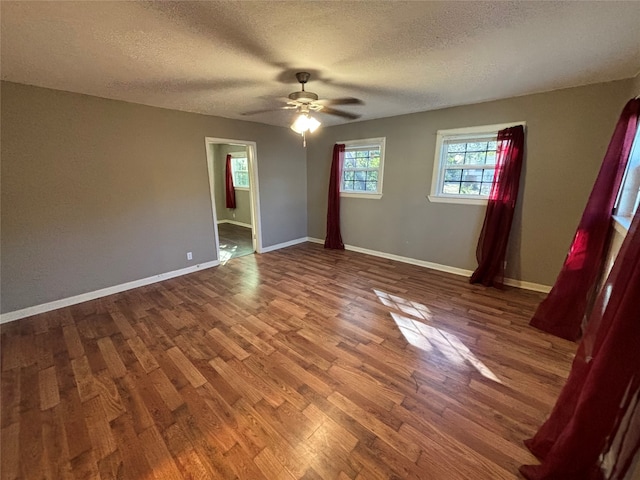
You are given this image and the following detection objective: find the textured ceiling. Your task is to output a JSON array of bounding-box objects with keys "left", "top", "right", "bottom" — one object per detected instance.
[{"left": 2, "top": 1, "right": 639, "bottom": 128}]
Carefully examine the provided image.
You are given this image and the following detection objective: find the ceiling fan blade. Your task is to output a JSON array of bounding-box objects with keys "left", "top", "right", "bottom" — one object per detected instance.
[
  {"left": 241, "top": 106, "right": 297, "bottom": 115},
  {"left": 316, "top": 97, "right": 364, "bottom": 106},
  {"left": 319, "top": 106, "right": 361, "bottom": 120}
]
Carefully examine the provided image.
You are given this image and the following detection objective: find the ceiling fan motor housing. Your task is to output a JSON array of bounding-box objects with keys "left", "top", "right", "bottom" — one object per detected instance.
[{"left": 288, "top": 90, "right": 319, "bottom": 103}]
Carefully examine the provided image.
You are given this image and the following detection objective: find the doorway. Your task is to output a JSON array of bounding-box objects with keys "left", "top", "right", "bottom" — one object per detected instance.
[{"left": 204, "top": 137, "right": 262, "bottom": 264}]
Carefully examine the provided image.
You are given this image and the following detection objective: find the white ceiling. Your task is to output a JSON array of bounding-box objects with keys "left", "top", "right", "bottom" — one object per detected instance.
[{"left": 2, "top": 1, "right": 639, "bottom": 128}]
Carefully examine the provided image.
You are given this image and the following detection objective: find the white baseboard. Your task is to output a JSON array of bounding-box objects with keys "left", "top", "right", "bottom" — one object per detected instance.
[
  {"left": 306, "top": 237, "right": 551, "bottom": 293},
  {"left": 260, "top": 237, "right": 308, "bottom": 254},
  {"left": 0, "top": 260, "right": 220, "bottom": 324},
  {"left": 217, "top": 219, "right": 252, "bottom": 228}
]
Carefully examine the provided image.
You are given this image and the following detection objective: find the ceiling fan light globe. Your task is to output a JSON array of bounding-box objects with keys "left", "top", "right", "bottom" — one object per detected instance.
[
  {"left": 290, "top": 113, "right": 321, "bottom": 134},
  {"left": 307, "top": 116, "right": 321, "bottom": 133}
]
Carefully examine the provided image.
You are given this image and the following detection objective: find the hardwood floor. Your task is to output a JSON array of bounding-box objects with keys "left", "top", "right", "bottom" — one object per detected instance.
[
  {"left": 218, "top": 223, "right": 254, "bottom": 262},
  {"left": 0, "top": 243, "right": 576, "bottom": 479}
]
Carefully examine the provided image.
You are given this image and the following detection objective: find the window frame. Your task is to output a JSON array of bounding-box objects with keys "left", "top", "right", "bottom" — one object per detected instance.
[
  {"left": 229, "top": 152, "right": 250, "bottom": 190},
  {"left": 428, "top": 122, "right": 525, "bottom": 205},
  {"left": 613, "top": 127, "right": 640, "bottom": 233},
  {"left": 339, "top": 137, "right": 386, "bottom": 200}
]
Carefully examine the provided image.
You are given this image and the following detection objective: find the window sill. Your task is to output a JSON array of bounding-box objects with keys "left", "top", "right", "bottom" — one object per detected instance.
[
  {"left": 612, "top": 215, "right": 631, "bottom": 235},
  {"left": 340, "top": 192, "right": 383, "bottom": 200},
  {"left": 427, "top": 195, "right": 488, "bottom": 206},
  {"left": 234, "top": 187, "right": 250, "bottom": 192}
]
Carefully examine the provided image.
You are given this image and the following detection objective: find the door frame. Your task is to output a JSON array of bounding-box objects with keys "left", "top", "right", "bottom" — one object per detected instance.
[{"left": 204, "top": 137, "right": 263, "bottom": 261}]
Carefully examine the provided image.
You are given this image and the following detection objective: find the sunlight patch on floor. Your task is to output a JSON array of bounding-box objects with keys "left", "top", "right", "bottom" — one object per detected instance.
[
  {"left": 219, "top": 245, "right": 237, "bottom": 265},
  {"left": 375, "top": 289, "right": 502, "bottom": 384}
]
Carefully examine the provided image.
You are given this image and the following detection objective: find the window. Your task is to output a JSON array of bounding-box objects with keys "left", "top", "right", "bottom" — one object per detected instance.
[
  {"left": 429, "top": 122, "right": 525, "bottom": 205},
  {"left": 230, "top": 153, "right": 249, "bottom": 189},
  {"left": 340, "top": 137, "right": 385, "bottom": 199},
  {"left": 614, "top": 128, "right": 640, "bottom": 231}
]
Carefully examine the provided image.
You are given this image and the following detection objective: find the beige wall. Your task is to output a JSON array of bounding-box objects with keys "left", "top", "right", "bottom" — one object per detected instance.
[
  {"left": 307, "top": 79, "right": 633, "bottom": 286},
  {"left": 632, "top": 72, "right": 640, "bottom": 96},
  {"left": 214, "top": 144, "right": 252, "bottom": 226},
  {"left": 1, "top": 81, "right": 307, "bottom": 313}
]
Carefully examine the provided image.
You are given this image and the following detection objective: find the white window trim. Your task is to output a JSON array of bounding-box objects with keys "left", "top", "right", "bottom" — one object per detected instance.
[
  {"left": 428, "top": 122, "right": 526, "bottom": 205},
  {"left": 613, "top": 127, "right": 640, "bottom": 234},
  {"left": 229, "top": 151, "right": 250, "bottom": 189},
  {"left": 338, "top": 137, "right": 386, "bottom": 200}
]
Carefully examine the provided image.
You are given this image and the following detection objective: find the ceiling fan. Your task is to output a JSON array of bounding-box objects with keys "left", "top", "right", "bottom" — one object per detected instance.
[{"left": 243, "top": 72, "right": 363, "bottom": 145}]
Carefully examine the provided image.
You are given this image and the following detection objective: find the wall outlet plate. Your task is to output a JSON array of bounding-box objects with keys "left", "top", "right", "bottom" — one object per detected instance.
[{"left": 187, "top": 252, "right": 193, "bottom": 260}]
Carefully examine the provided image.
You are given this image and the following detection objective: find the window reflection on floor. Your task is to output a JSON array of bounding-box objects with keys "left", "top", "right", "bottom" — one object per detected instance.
[{"left": 374, "top": 289, "right": 502, "bottom": 384}]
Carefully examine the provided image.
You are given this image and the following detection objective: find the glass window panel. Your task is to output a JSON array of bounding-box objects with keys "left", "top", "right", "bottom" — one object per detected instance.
[
  {"left": 447, "top": 143, "right": 466, "bottom": 153},
  {"left": 369, "top": 156, "right": 380, "bottom": 168},
  {"left": 344, "top": 157, "right": 355, "bottom": 168},
  {"left": 466, "top": 142, "right": 487, "bottom": 152},
  {"left": 444, "top": 169, "right": 462, "bottom": 181},
  {"left": 447, "top": 153, "right": 465, "bottom": 165},
  {"left": 343, "top": 180, "right": 355, "bottom": 191},
  {"left": 482, "top": 169, "right": 495, "bottom": 182},
  {"left": 461, "top": 182, "right": 481, "bottom": 195},
  {"left": 488, "top": 141, "right": 498, "bottom": 150},
  {"left": 461, "top": 169, "right": 483, "bottom": 182},
  {"left": 465, "top": 152, "right": 486, "bottom": 165},
  {"left": 354, "top": 171, "right": 366, "bottom": 181},
  {"left": 345, "top": 151, "right": 356, "bottom": 159},
  {"left": 366, "top": 171, "right": 378, "bottom": 181},
  {"left": 480, "top": 184, "right": 492, "bottom": 196},
  {"left": 443, "top": 182, "right": 461, "bottom": 194},
  {"left": 486, "top": 151, "right": 496, "bottom": 165},
  {"left": 366, "top": 181, "right": 378, "bottom": 192},
  {"left": 356, "top": 157, "right": 369, "bottom": 168},
  {"left": 354, "top": 180, "right": 366, "bottom": 191}
]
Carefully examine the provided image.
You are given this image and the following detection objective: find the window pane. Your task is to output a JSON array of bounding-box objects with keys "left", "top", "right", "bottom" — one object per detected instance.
[
  {"left": 444, "top": 169, "right": 462, "bottom": 181},
  {"left": 480, "top": 184, "right": 492, "bottom": 196},
  {"left": 488, "top": 141, "right": 498, "bottom": 150},
  {"left": 366, "top": 171, "right": 378, "bottom": 181},
  {"left": 343, "top": 170, "right": 355, "bottom": 181},
  {"left": 356, "top": 157, "right": 369, "bottom": 168},
  {"left": 447, "top": 143, "right": 466, "bottom": 153},
  {"left": 466, "top": 142, "right": 487, "bottom": 152},
  {"left": 443, "top": 182, "right": 460, "bottom": 194},
  {"left": 486, "top": 151, "right": 496, "bottom": 165},
  {"left": 354, "top": 180, "right": 366, "bottom": 191},
  {"left": 447, "top": 153, "right": 465, "bottom": 165},
  {"left": 465, "top": 152, "right": 486, "bottom": 165},
  {"left": 461, "top": 182, "right": 481, "bottom": 195},
  {"left": 344, "top": 157, "right": 355, "bottom": 168},
  {"left": 366, "top": 181, "right": 378, "bottom": 192},
  {"left": 354, "top": 171, "right": 366, "bottom": 181},
  {"left": 343, "top": 180, "right": 355, "bottom": 191},
  {"left": 461, "top": 169, "right": 483, "bottom": 182},
  {"left": 369, "top": 156, "right": 380, "bottom": 168},
  {"left": 482, "top": 169, "right": 495, "bottom": 182}
]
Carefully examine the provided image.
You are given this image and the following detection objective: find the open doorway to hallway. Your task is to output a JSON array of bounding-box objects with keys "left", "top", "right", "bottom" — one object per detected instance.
[{"left": 204, "top": 138, "right": 262, "bottom": 265}]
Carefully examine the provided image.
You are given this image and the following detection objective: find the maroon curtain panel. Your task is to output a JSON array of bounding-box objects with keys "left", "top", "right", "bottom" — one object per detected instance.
[
  {"left": 520, "top": 207, "right": 640, "bottom": 480},
  {"left": 225, "top": 154, "right": 236, "bottom": 209},
  {"left": 470, "top": 125, "right": 525, "bottom": 287},
  {"left": 325, "top": 144, "right": 345, "bottom": 250},
  {"left": 530, "top": 99, "right": 640, "bottom": 341}
]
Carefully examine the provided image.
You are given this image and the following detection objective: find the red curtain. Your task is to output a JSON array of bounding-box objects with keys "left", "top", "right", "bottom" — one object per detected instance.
[
  {"left": 529, "top": 99, "right": 640, "bottom": 341},
  {"left": 225, "top": 154, "right": 236, "bottom": 209},
  {"left": 520, "top": 207, "right": 640, "bottom": 480},
  {"left": 470, "top": 125, "right": 525, "bottom": 287},
  {"left": 325, "top": 144, "right": 345, "bottom": 250}
]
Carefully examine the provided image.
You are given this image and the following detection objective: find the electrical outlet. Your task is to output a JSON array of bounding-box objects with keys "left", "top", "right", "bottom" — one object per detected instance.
[{"left": 187, "top": 252, "right": 193, "bottom": 260}]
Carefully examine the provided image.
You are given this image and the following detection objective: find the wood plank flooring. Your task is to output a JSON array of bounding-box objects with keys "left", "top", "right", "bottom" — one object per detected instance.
[
  {"left": 218, "top": 223, "right": 254, "bottom": 261},
  {"left": 0, "top": 243, "right": 577, "bottom": 479}
]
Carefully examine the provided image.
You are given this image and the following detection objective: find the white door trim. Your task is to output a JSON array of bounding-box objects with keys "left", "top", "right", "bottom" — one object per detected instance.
[{"left": 204, "top": 137, "right": 263, "bottom": 262}]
